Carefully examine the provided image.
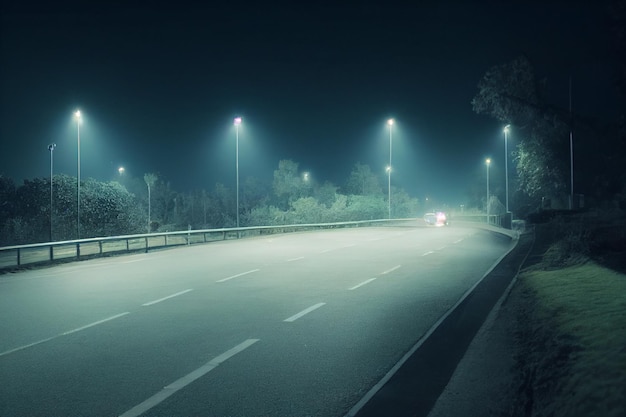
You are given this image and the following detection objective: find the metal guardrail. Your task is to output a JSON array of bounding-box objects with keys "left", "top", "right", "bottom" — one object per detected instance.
[{"left": 0, "top": 219, "right": 400, "bottom": 270}]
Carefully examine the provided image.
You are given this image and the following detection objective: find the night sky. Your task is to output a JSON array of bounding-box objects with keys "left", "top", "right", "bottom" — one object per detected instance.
[{"left": 1, "top": 0, "right": 620, "bottom": 206}]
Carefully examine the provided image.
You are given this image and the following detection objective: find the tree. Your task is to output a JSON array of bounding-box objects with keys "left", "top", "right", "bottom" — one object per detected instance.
[
  {"left": 345, "top": 163, "right": 382, "bottom": 196},
  {"left": 314, "top": 181, "right": 338, "bottom": 208},
  {"left": 472, "top": 56, "right": 569, "bottom": 209},
  {"left": 272, "top": 159, "right": 306, "bottom": 208},
  {"left": 79, "top": 179, "right": 145, "bottom": 237}
]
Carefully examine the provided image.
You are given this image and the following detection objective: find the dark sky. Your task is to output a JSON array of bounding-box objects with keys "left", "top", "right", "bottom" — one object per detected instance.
[{"left": 0, "top": 0, "right": 620, "bottom": 206}]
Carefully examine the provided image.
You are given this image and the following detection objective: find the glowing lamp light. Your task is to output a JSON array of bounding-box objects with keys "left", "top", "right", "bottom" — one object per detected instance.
[
  {"left": 234, "top": 117, "right": 242, "bottom": 125},
  {"left": 387, "top": 118, "right": 394, "bottom": 126}
]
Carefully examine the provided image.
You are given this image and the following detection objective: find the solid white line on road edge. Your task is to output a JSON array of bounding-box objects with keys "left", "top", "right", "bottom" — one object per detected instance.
[
  {"left": 0, "top": 312, "right": 131, "bottom": 357},
  {"left": 119, "top": 339, "right": 260, "bottom": 417},
  {"left": 381, "top": 265, "right": 401, "bottom": 275},
  {"left": 422, "top": 251, "right": 435, "bottom": 256},
  {"left": 142, "top": 289, "right": 194, "bottom": 306},
  {"left": 286, "top": 256, "right": 305, "bottom": 262},
  {"left": 283, "top": 302, "right": 326, "bottom": 322},
  {"left": 344, "top": 235, "right": 523, "bottom": 417},
  {"left": 62, "top": 312, "right": 131, "bottom": 335},
  {"left": 216, "top": 269, "right": 260, "bottom": 283},
  {"left": 348, "top": 278, "right": 377, "bottom": 290}
]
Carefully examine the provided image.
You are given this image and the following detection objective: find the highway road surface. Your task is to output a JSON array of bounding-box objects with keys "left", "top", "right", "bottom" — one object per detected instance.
[{"left": 0, "top": 222, "right": 515, "bottom": 416}]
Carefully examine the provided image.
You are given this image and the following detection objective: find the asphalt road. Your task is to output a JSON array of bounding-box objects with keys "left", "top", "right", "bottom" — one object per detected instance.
[{"left": 0, "top": 222, "right": 515, "bottom": 417}]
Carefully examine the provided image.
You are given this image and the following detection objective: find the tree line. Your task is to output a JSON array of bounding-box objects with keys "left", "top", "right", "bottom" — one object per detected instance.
[
  {"left": 471, "top": 55, "right": 626, "bottom": 217},
  {"left": 0, "top": 160, "right": 421, "bottom": 246}
]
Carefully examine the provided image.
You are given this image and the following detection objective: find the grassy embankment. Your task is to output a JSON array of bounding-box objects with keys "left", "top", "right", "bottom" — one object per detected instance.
[{"left": 512, "top": 210, "right": 626, "bottom": 417}]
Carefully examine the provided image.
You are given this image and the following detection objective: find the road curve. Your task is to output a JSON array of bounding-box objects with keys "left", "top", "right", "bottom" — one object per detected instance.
[{"left": 0, "top": 222, "right": 515, "bottom": 417}]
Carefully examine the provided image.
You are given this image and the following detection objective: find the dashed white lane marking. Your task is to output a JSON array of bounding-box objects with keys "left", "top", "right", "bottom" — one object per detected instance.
[
  {"left": 286, "top": 256, "right": 305, "bottom": 262},
  {"left": 349, "top": 278, "right": 377, "bottom": 290},
  {"left": 142, "top": 289, "right": 194, "bottom": 306},
  {"left": 422, "top": 251, "right": 434, "bottom": 256},
  {"left": 283, "top": 302, "right": 326, "bottom": 322},
  {"left": 454, "top": 238, "right": 464, "bottom": 244},
  {"left": 216, "top": 269, "right": 260, "bottom": 283},
  {"left": 119, "top": 339, "right": 260, "bottom": 417},
  {"left": 320, "top": 244, "right": 356, "bottom": 253},
  {"left": 437, "top": 246, "right": 446, "bottom": 251},
  {"left": 121, "top": 258, "right": 148, "bottom": 264},
  {"left": 61, "top": 312, "right": 131, "bottom": 335},
  {"left": 0, "top": 312, "right": 130, "bottom": 357},
  {"left": 381, "top": 265, "right": 401, "bottom": 275}
]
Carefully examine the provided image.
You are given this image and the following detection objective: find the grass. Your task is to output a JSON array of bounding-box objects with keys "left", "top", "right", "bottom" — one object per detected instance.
[
  {"left": 520, "top": 262, "right": 626, "bottom": 417},
  {"left": 511, "top": 213, "right": 626, "bottom": 417}
]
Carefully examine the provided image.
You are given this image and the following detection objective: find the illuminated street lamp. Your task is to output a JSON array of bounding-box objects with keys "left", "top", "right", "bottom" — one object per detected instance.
[
  {"left": 503, "top": 124, "right": 510, "bottom": 213},
  {"left": 75, "top": 110, "right": 82, "bottom": 238},
  {"left": 48, "top": 143, "right": 56, "bottom": 243},
  {"left": 387, "top": 118, "right": 394, "bottom": 219},
  {"left": 486, "top": 158, "right": 491, "bottom": 223},
  {"left": 118, "top": 166, "right": 125, "bottom": 175},
  {"left": 234, "top": 117, "right": 242, "bottom": 230}
]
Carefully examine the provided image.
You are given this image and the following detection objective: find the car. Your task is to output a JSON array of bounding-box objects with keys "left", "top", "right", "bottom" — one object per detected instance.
[{"left": 423, "top": 211, "right": 449, "bottom": 226}]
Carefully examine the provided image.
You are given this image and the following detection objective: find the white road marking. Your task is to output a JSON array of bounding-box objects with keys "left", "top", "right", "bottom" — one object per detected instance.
[
  {"left": 349, "top": 278, "right": 376, "bottom": 290},
  {"left": 142, "top": 289, "right": 193, "bottom": 306},
  {"left": 119, "top": 339, "right": 260, "bottom": 417},
  {"left": 283, "top": 302, "right": 326, "bottom": 322},
  {"left": 454, "top": 238, "right": 464, "bottom": 244},
  {"left": 121, "top": 258, "right": 148, "bottom": 264},
  {"left": 0, "top": 312, "right": 130, "bottom": 357},
  {"left": 422, "top": 251, "right": 434, "bottom": 256},
  {"left": 381, "top": 265, "right": 401, "bottom": 275},
  {"left": 216, "top": 269, "right": 260, "bottom": 283},
  {"left": 286, "top": 256, "right": 305, "bottom": 262},
  {"left": 62, "top": 312, "right": 131, "bottom": 335},
  {"left": 437, "top": 246, "right": 446, "bottom": 251},
  {"left": 320, "top": 244, "right": 356, "bottom": 253},
  {"left": 0, "top": 336, "right": 57, "bottom": 357}
]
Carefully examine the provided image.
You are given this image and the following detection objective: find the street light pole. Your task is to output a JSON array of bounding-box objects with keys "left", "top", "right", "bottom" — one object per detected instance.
[
  {"left": 387, "top": 118, "right": 394, "bottom": 219},
  {"left": 503, "top": 124, "right": 510, "bottom": 213},
  {"left": 75, "top": 110, "right": 82, "bottom": 239},
  {"left": 486, "top": 158, "right": 491, "bottom": 224},
  {"left": 48, "top": 144, "right": 56, "bottom": 243},
  {"left": 234, "top": 117, "right": 242, "bottom": 230}
]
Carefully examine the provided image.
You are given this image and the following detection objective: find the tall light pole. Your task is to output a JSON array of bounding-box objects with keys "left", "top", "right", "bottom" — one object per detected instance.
[
  {"left": 503, "top": 124, "right": 510, "bottom": 213},
  {"left": 387, "top": 118, "right": 394, "bottom": 219},
  {"left": 486, "top": 158, "right": 491, "bottom": 224},
  {"left": 234, "top": 117, "right": 242, "bottom": 229},
  {"left": 48, "top": 143, "right": 56, "bottom": 243},
  {"left": 75, "top": 110, "right": 82, "bottom": 239}
]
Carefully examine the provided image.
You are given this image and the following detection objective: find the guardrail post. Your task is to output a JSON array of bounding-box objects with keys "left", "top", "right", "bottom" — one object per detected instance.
[
  {"left": 49, "top": 246, "right": 53, "bottom": 261},
  {"left": 145, "top": 237, "right": 149, "bottom": 253},
  {"left": 17, "top": 248, "right": 21, "bottom": 266},
  {"left": 164, "top": 235, "right": 168, "bottom": 246},
  {"left": 99, "top": 241, "right": 103, "bottom": 255},
  {"left": 76, "top": 243, "right": 80, "bottom": 259},
  {"left": 126, "top": 239, "right": 129, "bottom": 252}
]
